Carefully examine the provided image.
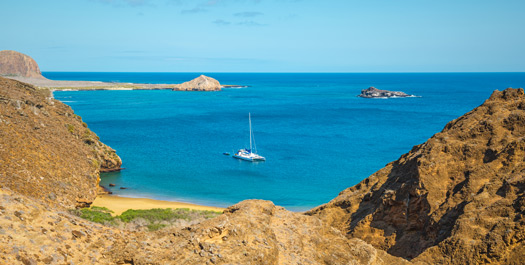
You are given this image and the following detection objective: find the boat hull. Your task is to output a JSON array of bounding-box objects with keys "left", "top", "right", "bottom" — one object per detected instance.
[{"left": 233, "top": 154, "right": 266, "bottom": 162}]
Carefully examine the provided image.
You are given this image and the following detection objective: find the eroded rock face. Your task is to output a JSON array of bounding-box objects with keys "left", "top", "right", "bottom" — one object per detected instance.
[
  {"left": 0, "top": 77, "right": 122, "bottom": 208},
  {"left": 0, "top": 188, "right": 130, "bottom": 264},
  {"left": 109, "top": 200, "right": 409, "bottom": 264},
  {"left": 309, "top": 88, "right": 525, "bottom": 264},
  {"left": 173, "top": 75, "right": 221, "bottom": 91},
  {"left": 358, "top": 87, "right": 412, "bottom": 98},
  {"left": 0, "top": 189, "right": 408, "bottom": 265},
  {"left": 0, "top": 50, "right": 44, "bottom": 78}
]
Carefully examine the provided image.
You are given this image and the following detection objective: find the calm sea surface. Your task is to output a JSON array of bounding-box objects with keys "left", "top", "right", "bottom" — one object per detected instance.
[{"left": 47, "top": 72, "right": 525, "bottom": 211}]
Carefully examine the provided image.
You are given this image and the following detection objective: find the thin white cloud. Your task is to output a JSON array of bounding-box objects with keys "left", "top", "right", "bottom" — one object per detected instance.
[
  {"left": 234, "top": 11, "right": 263, "bottom": 17},
  {"left": 213, "top": 19, "right": 231, "bottom": 26},
  {"left": 181, "top": 7, "right": 208, "bottom": 14},
  {"left": 236, "top": 20, "right": 267, "bottom": 26},
  {"left": 90, "top": 0, "right": 153, "bottom": 7}
]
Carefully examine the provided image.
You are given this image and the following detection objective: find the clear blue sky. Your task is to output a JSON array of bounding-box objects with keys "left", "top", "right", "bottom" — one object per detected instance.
[{"left": 1, "top": 0, "right": 524, "bottom": 72}]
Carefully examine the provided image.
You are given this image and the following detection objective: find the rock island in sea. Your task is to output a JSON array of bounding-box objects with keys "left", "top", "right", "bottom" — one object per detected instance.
[{"left": 358, "top": 86, "right": 416, "bottom": 98}]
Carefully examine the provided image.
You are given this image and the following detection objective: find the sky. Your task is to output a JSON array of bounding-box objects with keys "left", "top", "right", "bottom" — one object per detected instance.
[{"left": 1, "top": 0, "right": 524, "bottom": 72}]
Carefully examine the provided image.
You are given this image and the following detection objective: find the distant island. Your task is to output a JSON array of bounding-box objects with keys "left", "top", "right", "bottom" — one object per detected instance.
[
  {"left": 0, "top": 50, "right": 231, "bottom": 91},
  {"left": 358, "top": 86, "right": 416, "bottom": 98}
]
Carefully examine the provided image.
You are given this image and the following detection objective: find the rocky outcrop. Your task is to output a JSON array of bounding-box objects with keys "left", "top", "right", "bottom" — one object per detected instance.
[
  {"left": 0, "top": 188, "right": 130, "bottom": 264},
  {"left": 0, "top": 189, "right": 407, "bottom": 265},
  {"left": 309, "top": 88, "right": 525, "bottom": 264},
  {"left": 111, "top": 200, "right": 408, "bottom": 264},
  {"left": 0, "top": 50, "right": 44, "bottom": 78},
  {"left": 0, "top": 77, "right": 121, "bottom": 208},
  {"left": 358, "top": 86, "right": 413, "bottom": 98},
  {"left": 173, "top": 75, "right": 221, "bottom": 91}
]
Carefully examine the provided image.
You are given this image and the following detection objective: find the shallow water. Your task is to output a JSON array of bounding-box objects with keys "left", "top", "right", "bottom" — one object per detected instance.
[{"left": 49, "top": 72, "right": 525, "bottom": 211}]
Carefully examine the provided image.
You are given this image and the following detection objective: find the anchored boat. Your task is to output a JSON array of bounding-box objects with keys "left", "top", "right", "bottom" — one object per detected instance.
[{"left": 233, "top": 113, "right": 266, "bottom": 162}]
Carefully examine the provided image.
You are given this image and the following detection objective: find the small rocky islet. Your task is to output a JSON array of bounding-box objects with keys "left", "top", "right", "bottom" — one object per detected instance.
[{"left": 358, "top": 86, "right": 416, "bottom": 98}]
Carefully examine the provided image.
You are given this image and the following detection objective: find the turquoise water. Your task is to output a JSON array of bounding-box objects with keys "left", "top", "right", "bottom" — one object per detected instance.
[{"left": 48, "top": 72, "right": 525, "bottom": 211}]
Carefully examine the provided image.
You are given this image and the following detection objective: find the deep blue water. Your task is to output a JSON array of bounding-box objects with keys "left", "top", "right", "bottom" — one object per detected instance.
[{"left": 47, "top": 72, "right": 525, "bottom": 211}]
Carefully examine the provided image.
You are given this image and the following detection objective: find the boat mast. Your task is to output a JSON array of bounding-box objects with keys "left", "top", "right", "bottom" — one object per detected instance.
[{"left": 249, "top": 112, "right": 252, "bottom": 152}]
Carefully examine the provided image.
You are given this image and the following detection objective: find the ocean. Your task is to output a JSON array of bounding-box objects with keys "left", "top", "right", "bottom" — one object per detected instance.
[{"left": 48, "top": 72, "right": 525, "bottom": 211}]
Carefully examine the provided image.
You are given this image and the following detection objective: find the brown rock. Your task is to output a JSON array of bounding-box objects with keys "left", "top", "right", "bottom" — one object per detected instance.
[
  {"left": 173, "top": 75, "right": 221, "bottom": 91},
  {"left": 109, "top": 183, "right": 116, "bottom": 187},
  {"left": 106, "top": 199, "right": 408, "bottom": 264},
  {"left": 72, "top": 230, "right": 85, "bottom": 238},
  {"left": 309, "top": 88, "right": 525, "bottom": 264},
  {"left": 0, "top": 50, "right": 44, "bottom": 78},
  {"left": 0, "top": 77, "right": 122, "bottom": 208}
]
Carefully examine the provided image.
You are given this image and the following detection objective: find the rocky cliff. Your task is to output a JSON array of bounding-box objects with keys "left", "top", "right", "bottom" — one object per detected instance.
[
  {"left": 0, "top": 50, "right": 44, "bottom": 78},
  {"left": 0, "top": 77, "right": 122, "bottom": 208},
  {"left": 173, "top": 75, "right": 221, "bottom": 91},
  {"left": 309, "top": 88, "right": 525, "bottom": 264}
]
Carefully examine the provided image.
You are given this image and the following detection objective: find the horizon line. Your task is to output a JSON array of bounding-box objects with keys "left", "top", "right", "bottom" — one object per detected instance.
[{"left": 41, "top": 71, "right": 525, "bottom": 74}]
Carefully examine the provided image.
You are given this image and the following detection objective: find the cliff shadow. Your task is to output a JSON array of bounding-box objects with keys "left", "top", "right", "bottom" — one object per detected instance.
[{"left": 346, "top": 156, "right": 468, "bottom": 260}]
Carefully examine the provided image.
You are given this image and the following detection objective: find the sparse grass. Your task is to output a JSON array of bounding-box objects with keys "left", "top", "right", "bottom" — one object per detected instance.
[
  {"left": 82, "top": 129, "right": 97, "bottom": 145},
  {"left": 118, "top": 208, "right": 192, "bottom": 223},
  {"left": 70, "top": 206, "right": 115, "bottom": 225},
  {"left": 71, "top": 207, "right": 221, "bottom": 231},
  {"left": 146, "top": 223, "right": 168, "bottom": 231},
  {"left": 66, "top": 124, "right": 75, "bottom": 134}
]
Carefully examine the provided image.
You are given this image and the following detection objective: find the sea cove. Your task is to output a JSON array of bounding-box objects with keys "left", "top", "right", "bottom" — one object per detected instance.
[{"left": 51, "top": 72, "right": 525, "bottom": 210}]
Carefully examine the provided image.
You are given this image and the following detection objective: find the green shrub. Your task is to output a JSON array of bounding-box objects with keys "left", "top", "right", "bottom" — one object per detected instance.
[
  {"left": 118, "top": 208, "right": 190, "bottom": 223},
  {"left": 71, "top": 206, "right": 115, "bottom": 225},
  {"left": 66, "top": 124, "right": 75, "bottom": 134},
  {"left": 146, "top": 223, "right": 168, "bottom": 231},
  {"left": 72, "top": 207, "right": 222, "bottom": 231}
]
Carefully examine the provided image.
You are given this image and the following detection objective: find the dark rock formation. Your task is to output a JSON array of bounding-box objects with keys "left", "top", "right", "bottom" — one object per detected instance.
[
  {"left": 0, "top": 50, "right": 44, "bottom": 78},
  {"left": 0, "top": 77, "right": 122, "bottom": 208},
  {"left": 173, "top": 75, "right": 221, "bottom": 91},
  {"left": 358, "top": 86, "right": 413, "bottom": 98},
  {"left": 309, "top": 88, "right": 525, "bottom": 264}
]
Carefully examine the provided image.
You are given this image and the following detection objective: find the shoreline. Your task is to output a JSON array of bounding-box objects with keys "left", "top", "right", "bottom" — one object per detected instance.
[
  {"left": 92, "top": 194, "right": 225, "bottom": 215},
  {"left": 3, "top": 75, "right": 244, "bottom": 91}
]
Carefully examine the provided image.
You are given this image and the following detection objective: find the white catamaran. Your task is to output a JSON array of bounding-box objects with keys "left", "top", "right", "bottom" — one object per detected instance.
[{"left": 233, "top": 113, "right": 266, "bottom": 161}]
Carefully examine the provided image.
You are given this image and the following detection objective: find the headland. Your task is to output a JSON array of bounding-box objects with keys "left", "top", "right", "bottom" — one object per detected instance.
[{"left": 0, "top": 50, "right": 228, "bottom": 91}]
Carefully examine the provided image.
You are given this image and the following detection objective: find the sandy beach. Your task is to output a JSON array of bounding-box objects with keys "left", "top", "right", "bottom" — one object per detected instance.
[{"left": 92, "top": 195, "right": 225, "bottom": 215}]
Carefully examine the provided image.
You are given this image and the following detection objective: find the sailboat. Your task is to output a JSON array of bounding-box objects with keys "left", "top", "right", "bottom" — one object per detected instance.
[{"left": 233, "top": 113, "right": 266, "bottom": 161}]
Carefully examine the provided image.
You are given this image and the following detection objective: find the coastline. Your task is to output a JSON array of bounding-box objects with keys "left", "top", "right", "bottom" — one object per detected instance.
[
  {"left": 3, "top": 75, "right": 243, "bottom": 91},
  {"left": 92, "top": 194, "right": 225, "bottom": 215}
]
